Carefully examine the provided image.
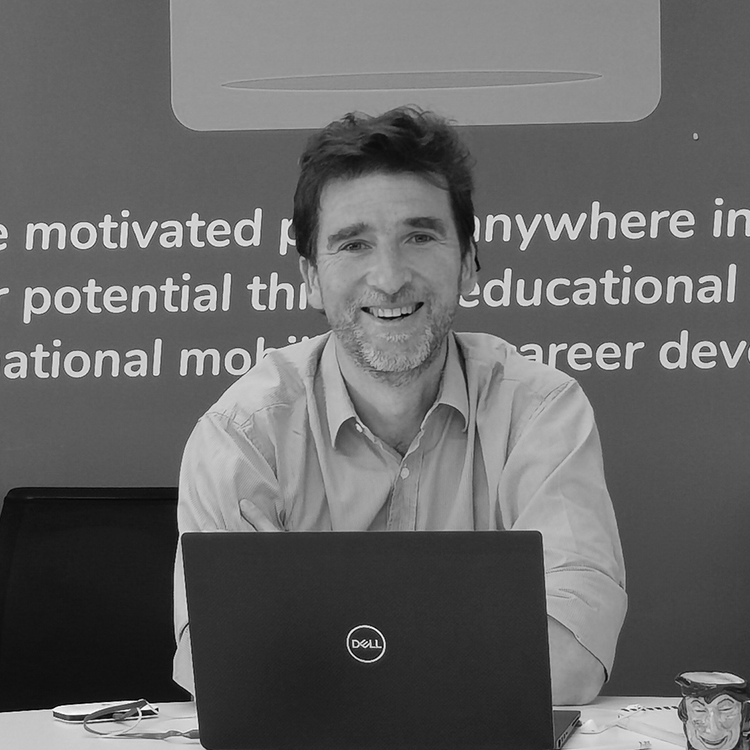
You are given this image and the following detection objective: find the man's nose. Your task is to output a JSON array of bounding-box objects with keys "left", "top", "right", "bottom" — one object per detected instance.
[{"left": 368, "top": 245, "right": 411, "bottom": 294}]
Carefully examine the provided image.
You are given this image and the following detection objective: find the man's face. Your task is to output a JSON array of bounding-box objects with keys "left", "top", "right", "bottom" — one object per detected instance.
[
  {"left": 300, "top": 172, "right": 476, "bottom": 376},
  {"left": 685, "top": 695, "right": 744, "bottom": 750}
]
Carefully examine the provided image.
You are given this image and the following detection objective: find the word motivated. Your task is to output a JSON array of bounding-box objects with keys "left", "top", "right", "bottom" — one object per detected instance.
[{"left": 23, "top": 210, "right": 262, "bottom": 250}]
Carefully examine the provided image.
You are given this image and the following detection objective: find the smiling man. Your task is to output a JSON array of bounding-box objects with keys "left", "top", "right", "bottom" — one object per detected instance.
[
  {"left": 299, "top": 170, "right": 475, "bottom": 455},
  {"left": 173, "top": 107, "right": 627, "bottom": 705}
]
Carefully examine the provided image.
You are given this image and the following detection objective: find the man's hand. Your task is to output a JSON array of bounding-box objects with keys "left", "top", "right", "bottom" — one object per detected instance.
[{"left": 239, "top": 498, "right": 282, "bottom": 531}]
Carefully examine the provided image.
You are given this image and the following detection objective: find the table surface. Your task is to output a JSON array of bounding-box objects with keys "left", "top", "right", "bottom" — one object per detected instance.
[{"left": 0, "top": 696, "right": 686, "bottom": 750}]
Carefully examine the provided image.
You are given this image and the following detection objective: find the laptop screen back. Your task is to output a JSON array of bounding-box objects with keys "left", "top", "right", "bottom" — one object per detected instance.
[{"left": 183, "top": 530, "right": 557, "bottom": 750}]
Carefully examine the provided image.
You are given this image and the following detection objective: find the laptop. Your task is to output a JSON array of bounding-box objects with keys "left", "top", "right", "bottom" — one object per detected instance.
[{"left": 182, "top": 530, "right": 580, "bottom": 750}]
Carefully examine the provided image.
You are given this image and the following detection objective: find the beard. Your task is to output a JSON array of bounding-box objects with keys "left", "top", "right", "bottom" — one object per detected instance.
[{"left": 324, "top": 288, "right": 458, "bottom": 382}]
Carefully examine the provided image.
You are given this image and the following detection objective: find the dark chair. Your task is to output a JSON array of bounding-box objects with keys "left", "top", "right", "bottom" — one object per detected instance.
[{"left": 0, "top": 487, "right": 190, "bottom": 711}]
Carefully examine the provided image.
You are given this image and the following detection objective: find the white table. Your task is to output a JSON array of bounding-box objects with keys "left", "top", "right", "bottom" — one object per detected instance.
[
  {"left": 0, "top": 701, "right": 198, "bottom": 749},
  {"left": 0, "top": 696, "right": 686, "bottom": 749},
  {"left": 564, "top": 696, "right": 684, "bottom": 750}
]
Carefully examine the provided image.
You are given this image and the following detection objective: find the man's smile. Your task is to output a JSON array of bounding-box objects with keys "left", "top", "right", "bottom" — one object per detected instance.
[{"left": 362, "top": 302, "right": 424, "bottom": 321}]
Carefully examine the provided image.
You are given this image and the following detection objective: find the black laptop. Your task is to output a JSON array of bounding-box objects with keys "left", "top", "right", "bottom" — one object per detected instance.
[{"left": 182, "top": 530, "right": 580, "bottom": 750}]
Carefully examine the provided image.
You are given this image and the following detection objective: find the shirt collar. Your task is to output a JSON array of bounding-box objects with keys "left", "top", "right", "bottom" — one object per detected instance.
[
  {"left": 321, "top": 332, "right": 470, "bottom": 447},
  {"left": 438, "top": 333, "right": 470, "bottom": 431}
]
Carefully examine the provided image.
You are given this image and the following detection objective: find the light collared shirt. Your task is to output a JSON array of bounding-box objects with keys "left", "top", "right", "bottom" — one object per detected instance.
[{"left": 174, "top": 331, "right": 627, "bottom": 694}]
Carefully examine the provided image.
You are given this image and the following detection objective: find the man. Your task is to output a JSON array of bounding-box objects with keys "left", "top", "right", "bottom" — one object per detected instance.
[{"left": 173, "top": 106, "right": 627, "bottom": 704}]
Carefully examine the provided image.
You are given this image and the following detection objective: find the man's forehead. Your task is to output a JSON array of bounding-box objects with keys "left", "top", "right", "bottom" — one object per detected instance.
[
  {"left": 318, "top": 173, "right": 454, "bottom": 228},
  {"left": 329, "top": 215, "right": 449, "bottom": 235}
]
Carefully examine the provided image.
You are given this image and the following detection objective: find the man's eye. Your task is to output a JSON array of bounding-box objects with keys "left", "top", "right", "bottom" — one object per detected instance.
[
  {"left": 410, "top": 233, "right": 435, "bottom": 244},
  {"left": 340, "top": 241, "right": 368, "bottom": 252}
]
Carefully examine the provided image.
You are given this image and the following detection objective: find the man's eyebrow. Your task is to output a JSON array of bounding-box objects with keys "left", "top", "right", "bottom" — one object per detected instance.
[
  {"left": 327, "top": 222, "right": 371, "bottom": 249},
  {"left": 404, "top": 216, "right": 449, "bottom": 234}
]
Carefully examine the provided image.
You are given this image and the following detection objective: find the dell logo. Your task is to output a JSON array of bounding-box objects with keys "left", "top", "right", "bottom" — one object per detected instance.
[{"left": 346, "top": 625, "right": 386, "bottom": 663}]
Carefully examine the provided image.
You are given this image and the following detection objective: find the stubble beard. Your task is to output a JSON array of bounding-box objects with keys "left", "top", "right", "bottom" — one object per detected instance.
[{"left": 327, "top": 295, "right": 457, "bottom": 385}]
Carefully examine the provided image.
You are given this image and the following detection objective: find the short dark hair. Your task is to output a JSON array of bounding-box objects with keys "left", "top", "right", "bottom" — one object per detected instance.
[{"left": 293, "top": 106, "right": 478, "bottom": 266}]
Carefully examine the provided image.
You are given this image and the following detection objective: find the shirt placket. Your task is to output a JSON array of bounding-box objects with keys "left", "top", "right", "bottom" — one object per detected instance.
[{"left": 385, "top": 439, "right": 425, "bottom": 531}]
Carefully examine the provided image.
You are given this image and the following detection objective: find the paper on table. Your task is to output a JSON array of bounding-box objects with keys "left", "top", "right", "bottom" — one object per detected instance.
[{"left": 619, "top": 709, "right": 685, "bottom": 747}]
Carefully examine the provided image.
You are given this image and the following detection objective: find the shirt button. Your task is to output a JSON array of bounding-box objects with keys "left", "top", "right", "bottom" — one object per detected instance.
[{"left": 400, "top": 467, "right": 410, "bottom": 479}]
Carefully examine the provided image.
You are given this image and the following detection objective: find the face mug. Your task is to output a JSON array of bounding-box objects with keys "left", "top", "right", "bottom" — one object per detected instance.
[{"left": 676, "top": 672, "right": 750, "bottom": 750}]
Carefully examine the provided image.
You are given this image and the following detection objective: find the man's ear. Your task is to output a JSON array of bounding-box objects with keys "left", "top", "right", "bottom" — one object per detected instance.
[
  {"left": 459, "top": 244, "right": 478, "bottom": 297},
  {"left": 299, "top": 255, "right": 324, "bottom": 310}
]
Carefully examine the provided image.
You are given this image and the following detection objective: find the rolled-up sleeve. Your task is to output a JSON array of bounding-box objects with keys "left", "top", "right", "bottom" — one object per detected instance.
[{"left": 497, "top": 378, "right": 627, "bottom": 676}]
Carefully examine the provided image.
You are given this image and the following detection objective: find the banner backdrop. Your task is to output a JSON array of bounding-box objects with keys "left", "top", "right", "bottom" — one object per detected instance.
[{"left": 1, "top": 1, "right": 748, "bottom": 695}]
